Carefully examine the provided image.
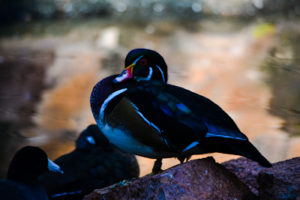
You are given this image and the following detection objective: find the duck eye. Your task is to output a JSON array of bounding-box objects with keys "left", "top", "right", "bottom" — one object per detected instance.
[{"left": 138, "top": 58, "right": 148, "bottom": 66}]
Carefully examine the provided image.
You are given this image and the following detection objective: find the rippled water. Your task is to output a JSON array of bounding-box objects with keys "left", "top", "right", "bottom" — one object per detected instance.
[{"left": 0, "top": 17, "right": 300, "bottom": 177}]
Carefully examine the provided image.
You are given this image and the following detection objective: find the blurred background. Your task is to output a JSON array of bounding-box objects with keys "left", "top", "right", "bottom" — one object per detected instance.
[{"left": 1, "top": 0, "right": 300, "bottom": 178}]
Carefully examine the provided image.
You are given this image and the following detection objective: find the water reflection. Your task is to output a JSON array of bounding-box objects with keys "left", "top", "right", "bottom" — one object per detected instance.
[
  {"left": 0, "top": 17, "right": 300, "bottom": 177},
  {"left": 261, "top": 32, "right": 300, "bottom": 137}
]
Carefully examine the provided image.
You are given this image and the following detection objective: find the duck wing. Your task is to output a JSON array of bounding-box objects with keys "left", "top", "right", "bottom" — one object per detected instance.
[
  {"left": 165, "top": 84, "right": 248, "bottom": 141},
  {"left": 119, "top": 81, "right": 209, "bottom": 152}
]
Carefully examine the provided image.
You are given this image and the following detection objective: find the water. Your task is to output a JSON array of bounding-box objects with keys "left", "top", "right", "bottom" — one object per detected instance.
[
  {"left": 0, "top": 17, "right": 300, "bottom": 177},
  {"left": 261, "top": 30, "right": 300, "bottom": 136}
]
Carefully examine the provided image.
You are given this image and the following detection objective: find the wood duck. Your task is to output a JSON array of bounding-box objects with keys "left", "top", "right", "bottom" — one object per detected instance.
[
  {"left": 0, "top": 146, "right": 63, "bottom": 200},
  {"left": 90, "top": 48, "right": 272, "bottom": 173},
  {"left": 40, "top": 124, "right": 139, "bottom": 199}
]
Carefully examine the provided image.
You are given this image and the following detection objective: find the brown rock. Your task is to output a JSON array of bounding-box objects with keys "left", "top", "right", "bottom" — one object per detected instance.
[
  {"left": 223, "top": 157, "right": 300, "bottom": 200},
  {"left": 222, "top": 157, "right": 266, "bottom": 195},
  {"left": 83, "top": 157, "right": 256, "bottom": 200},
  {"left": 258, "top": 157, "right": 300, "bottom": 200}
]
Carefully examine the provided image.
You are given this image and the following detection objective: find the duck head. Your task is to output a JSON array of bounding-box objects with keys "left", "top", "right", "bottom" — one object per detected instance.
[
  {"left": 76, "top": 124, "right": 110, "bottom": 151},
  {"left": 114, "top": 48, "right": 168, "bottom": 83},
  {"left": 7, "top": 146, "right": 63, "bottom": 183},
  {"left": 91, "top": 49, "right": 168, "bottom": 122}
]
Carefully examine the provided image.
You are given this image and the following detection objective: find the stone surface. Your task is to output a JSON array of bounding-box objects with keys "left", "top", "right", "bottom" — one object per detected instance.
[
  {"left": 258, "top": 157, "right": 300, "bottom": 200},
  {"left": 83, "top": 157, "right": 256, "bottom": 200},
  {"left": 223, "top": 157, "right": 300, "bottom": 199},
  {"left": 222, "top": 157, "right": 266, "bottom": 195}
]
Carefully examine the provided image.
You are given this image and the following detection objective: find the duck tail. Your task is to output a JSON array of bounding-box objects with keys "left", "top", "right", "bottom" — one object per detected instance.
[
  {"left": 227, "top": 140, "right": 272, "bottom": 167},
  {"left": 197, "top": 138, "right": 272, "bottom": 167}
]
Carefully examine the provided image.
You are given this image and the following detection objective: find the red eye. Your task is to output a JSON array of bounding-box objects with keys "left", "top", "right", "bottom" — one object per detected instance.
[{"left": 139, "top": 58, "right": 148, "bottom": 66}]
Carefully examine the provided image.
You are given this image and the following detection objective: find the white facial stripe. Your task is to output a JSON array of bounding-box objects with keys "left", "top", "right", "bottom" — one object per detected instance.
[
  {"left": 182, "top": 141, "right": 199, "bottom": 152},
  {"left": 100, "top": 88, "right": 128, "bottom": 123},
  {"left": 48, "top": 158, "right": 64, "bottom": 174},
  {"left": 136, "top": 67, "right": 153, "bottom": 82},
  {"left": 146, "top": 67, "right": 153, "bottom": 80},
  {"left": 86, "top": 136, "right": 96, "bottom": 144},
  {"left": 156, "top": 65, "right": 165, "bottom": 83},
  {"left": 134, "top": 55, "right": 144, "bottom": 65}
]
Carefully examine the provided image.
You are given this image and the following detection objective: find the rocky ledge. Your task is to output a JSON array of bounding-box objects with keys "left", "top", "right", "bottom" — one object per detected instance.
[
  {"left": 83, "top": 156, "right": 300, "bottom": 200},
  {"left": 223, "top": 157, "right": 300, "bottom": 199}
]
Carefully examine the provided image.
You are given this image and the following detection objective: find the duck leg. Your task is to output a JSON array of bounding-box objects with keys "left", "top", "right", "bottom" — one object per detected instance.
[
  {"left": 177, "top": 155, "right": 192, "bottom": 164},
  {"left": 152, "top": 158, "right": 162, "bottom": 174}
]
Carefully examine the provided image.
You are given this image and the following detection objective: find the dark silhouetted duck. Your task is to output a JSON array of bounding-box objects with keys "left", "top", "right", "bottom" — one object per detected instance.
[
  {"left": 0, "top": 146, "right": 63, "bottom": 200},
  {"left": 40, "top": 124, "right": 139, "bottom": 200},
  {"left": 90, "top": 48, "right": 272, "bottom": 173}
]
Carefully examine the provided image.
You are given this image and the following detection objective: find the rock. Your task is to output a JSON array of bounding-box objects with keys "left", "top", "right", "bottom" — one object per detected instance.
[
  {"left": 258, "top": 157, "right": 300, "bottom": 200},
  {"left": 222, "top": 157, "right": 266, "bottom": 195},
  {"left": 223, "top": 157, "right": 300, "bottom": 200},
  {"left": 223, "top": 157, "right": 300, "bottom": 199},
  {"left": 83, "top": 157, "right": 256, "bottom": 200}
]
